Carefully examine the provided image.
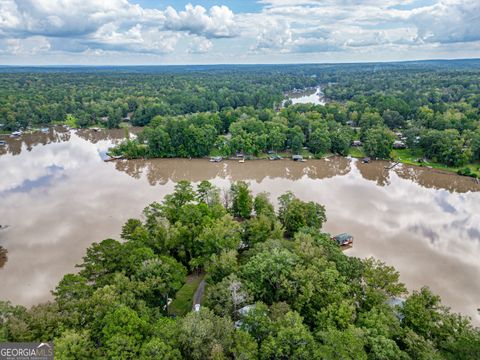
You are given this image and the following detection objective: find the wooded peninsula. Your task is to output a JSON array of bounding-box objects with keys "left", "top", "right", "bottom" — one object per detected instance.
[{"left": 1, "top": 181, "right": 479, "bottom": 359}]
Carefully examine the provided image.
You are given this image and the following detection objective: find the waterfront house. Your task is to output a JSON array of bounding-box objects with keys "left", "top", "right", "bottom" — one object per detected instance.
[
  {"left": 393, "top": 140, "right": 406, "bottom": 149},
  {"left": 292, "top": 155, "right": 303, "bottom": 161}
]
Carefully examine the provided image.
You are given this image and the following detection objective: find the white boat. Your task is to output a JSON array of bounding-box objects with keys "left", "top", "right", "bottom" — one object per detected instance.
[{"left": 210, "top": 156, "right": 223, "bottom": 162}]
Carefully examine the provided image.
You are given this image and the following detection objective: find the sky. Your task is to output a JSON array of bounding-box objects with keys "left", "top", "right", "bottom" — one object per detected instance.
[{"left": 0, "top": 0, "right": 479, "bottom": 65}]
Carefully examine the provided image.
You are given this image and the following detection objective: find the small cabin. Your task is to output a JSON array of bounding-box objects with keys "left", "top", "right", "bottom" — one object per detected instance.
[
  {"left": 332, "top": 233, "right": 354, "bottom": 247},
  {"left": 352, "top": 140, "right": 362, "bottom": 147},
  {"left": 292, "top": 155, "right": 303, "bottom": 161}
]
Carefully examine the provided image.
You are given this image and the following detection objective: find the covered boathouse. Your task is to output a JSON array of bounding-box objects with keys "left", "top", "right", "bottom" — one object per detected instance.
[{"left": 332, "top": 233, "right": 354, "bottom": 247}]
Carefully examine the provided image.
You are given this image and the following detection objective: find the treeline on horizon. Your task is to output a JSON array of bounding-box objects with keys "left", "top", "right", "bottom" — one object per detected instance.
[
  {"left": 1, "top": 62, "right": 480, "bottom": 168},
  {"left": 1, "top": 181, "right": 479, "bottom": 359}
]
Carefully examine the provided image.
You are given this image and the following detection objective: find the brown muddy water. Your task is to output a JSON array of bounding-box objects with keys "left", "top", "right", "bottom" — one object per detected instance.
[{"left": 1, "top": 127, "right": 479, "bottom": 324}]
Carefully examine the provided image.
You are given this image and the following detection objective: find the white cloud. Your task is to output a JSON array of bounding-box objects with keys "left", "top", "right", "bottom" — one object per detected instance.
[
  {"left": 0, "top": 36, "right": 50, "bottom": 54},
  {"left": 0, "top": 0, "right": 238, "bottom": 57},
  {"left": 164, "top": 4, "right": 237, "bottom": 39},
  {"left": 254, "top": 18, "right": 292, "bottom": 52},
  {"left": 246, "top": 0, "right": 480, "bottom": 58},
  {"left": 0, "top": 0, "right": 141, "bottom": 38},
  {"left": 187, "top": 36, "right": 213, "bottom": 54},
  {"left": 89, "top": 24, "right": 180, "bottom": 54},
  {"left": 411, "top": 0, "right": 480, "bottom": 44},
  {"left": 0, "top": 0, "right": 480, "bottom": 63}
]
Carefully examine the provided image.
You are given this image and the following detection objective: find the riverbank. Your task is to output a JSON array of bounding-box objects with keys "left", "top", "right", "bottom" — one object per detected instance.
[
  {"left": 4, "top": 123, "right": 477, "bottom": 181},
  {"left": 348, "top": 146, "right": 480, "bottom": 179}
]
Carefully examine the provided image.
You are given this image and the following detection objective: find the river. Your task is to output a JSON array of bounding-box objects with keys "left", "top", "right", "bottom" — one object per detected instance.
[{"left": 1, "top": 127, "right": 479, "bottom": 324}]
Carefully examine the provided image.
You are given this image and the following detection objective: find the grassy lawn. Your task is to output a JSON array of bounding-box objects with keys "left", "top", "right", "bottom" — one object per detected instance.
[
  {"left": 346, "top": 147, "right": 480, "bottom": 177},
  {"left": 392, "top": 148, "right": 480, "bottom": 177},
  {"left": 300, "top": 149, "right": 315, "bottom": 158},
  {"left": 391, "top": 148, "right": 423, "bottom": 164},
  {"left": 209, "top": 148, "right": 224, "bottom": 157},
  {"left": 348, "top": 146, "right": 366, "bottom": 158},
  {"left": 119, "top": 122, "right": 132, "bottom": 129},
  {"left": 168, "top": 273, "right": 204, "bottom": 316}
]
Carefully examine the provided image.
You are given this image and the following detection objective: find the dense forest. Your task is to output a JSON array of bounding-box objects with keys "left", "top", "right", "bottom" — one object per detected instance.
[
  {"left": 1, "top": 61, "right": 479, "bottom": 174},
  {"left": 1, "top": 182, "right": 479, "bottom": 359}
]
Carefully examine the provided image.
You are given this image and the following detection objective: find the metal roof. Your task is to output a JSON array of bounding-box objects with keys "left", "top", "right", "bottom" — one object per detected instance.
[{"left": 333, "top": 233, "right": 353, "bottom": 242}]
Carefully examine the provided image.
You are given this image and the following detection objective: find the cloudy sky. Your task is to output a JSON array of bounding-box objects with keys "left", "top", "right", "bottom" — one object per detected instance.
[{"left": 0, "top": 0, "right": 479, "bottom": 65}]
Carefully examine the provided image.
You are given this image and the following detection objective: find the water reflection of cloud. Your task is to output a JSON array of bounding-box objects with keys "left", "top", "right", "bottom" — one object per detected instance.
[
  {"left": 408, "top": 224, "right": 440, "bottom": 244},
  {"left": 467, "top": 228, "right": 480, "bottom": 242},
  {"left": 0, "top": 165, "right": 65, "bottom": 196},
  {"left": 435, "top": 192, "right": 457, "bottom": 214},
  {"left": 0, "top": 132, "right": 119, "bottom": 193},
  {"left": 450, "top": 217, "right": 469, "bottom": 229}
]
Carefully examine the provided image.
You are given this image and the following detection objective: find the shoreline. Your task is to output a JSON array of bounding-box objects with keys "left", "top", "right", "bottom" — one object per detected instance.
[
  {"left": 116, "top": 153, "right": 480, "bottom": 182},
  {"left": 2, "top": 124, "right": 478, "bottom": 181}
]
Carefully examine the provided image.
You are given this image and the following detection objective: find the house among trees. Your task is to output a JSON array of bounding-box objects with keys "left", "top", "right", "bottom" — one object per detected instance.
[
  {"left": 352, "top": 140, "right": 362, "bottom": 146},
  {"left": 393, "top": 140, "right": 406, "bottom": 149},
  {"left": 332, "top": 233, "right": 354, "bottom": 247}
]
